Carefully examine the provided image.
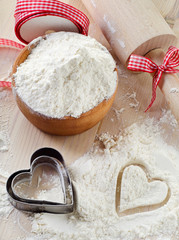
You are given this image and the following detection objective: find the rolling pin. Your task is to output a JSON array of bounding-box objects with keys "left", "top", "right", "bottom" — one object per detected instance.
[
  {"left": 152, "top": 0, "right": 179, "bottom": 27},
  {"left": 82, "top": 0, "right": 179, "bottom": 120}
]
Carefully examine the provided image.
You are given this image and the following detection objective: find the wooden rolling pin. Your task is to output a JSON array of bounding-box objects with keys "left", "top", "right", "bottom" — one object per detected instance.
[
  {"left": 82, "top": 0, "right": 179, "bottom": 120},
  {"left": 153, "top": 0, "right": 176, "bottom": 18},
  {"left": 153, "top": 0, "right": 179, "bottom": 27}
]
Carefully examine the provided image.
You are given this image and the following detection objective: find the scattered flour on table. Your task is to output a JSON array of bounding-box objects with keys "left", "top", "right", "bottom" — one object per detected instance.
[
  {"left": 160, "top": 109, "right": 178, "bottom": 128},
  {"left": 0, "top": 89, "right": 12, "bottom": 152},
  {"left": 127, "top": 91, "right": 140, "bottom": 109},
  {"left": 0, "top": 169, "right": 13, "bottom": 218},
  {"left": 0, "top": 132, "right": 8, "bottom": 152},
  {"left": 0, "top": 182, "right": 12, "bottom": 218},
  {"left": 0, "top": 112, "right": 179, "bottom": 240},
  {"left": 29, "top": 114, "right": 179, "bottom": 240},
  {"left": 116, "top": 64, "right": 128, "bottom": 78},
  {"left": 34, "top": 172, "right": 64, "bottom": 203},
  {"left": 170, "top": 88, "right": 179, "bottom": 93},
  {"left": 14, "top": 32, "right": 117, "bottom": 118},
  {"left": 112, "top": 107, "right": 125, "bottom": 120}
]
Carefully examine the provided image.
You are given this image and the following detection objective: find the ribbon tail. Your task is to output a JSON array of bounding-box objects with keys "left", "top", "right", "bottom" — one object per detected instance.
[
  {"left": 0, "top": 81, "right": 11, "bottom": 88},
  {"left": 145, "top": 70, "right": 162, "bottom": 112},
  {"left": 145, "top": 92, "right": 156, "bottom": 112}
]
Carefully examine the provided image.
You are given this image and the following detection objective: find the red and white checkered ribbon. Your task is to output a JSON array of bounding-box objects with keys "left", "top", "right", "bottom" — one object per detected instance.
[
  {"left": 0, "top": 0, "right": 90, "bottom": 88},
  {"left": 0, "top": 38, "right": 25, "bottom": 49},
  {"left": 14, "top": 0, "right": 90, "bottom": 43},
  {"left": 127, "top": 46, "right": 179, "bottom": 111},
  {"left": 0, "top": 39, "right": 25, "bottom": 87}
]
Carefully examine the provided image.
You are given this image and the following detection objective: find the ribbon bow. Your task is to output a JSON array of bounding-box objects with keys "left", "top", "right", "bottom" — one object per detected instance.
[{"left": 127, "top": 46, "right": 179, "bottom": 111}]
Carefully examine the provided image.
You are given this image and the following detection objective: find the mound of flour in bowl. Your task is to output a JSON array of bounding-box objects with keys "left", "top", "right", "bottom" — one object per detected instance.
[{"left": 13, "top": 32, "right": 117, "bottom": 118}]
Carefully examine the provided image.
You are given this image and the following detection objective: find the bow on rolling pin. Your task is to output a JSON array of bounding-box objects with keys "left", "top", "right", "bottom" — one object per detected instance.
[{"left": 128, "top": 46, "right": 179, "bottom": 111}]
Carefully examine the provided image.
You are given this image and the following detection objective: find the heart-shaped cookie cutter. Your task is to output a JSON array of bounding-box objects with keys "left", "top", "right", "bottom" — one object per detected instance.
[{"left": 6, "top": 147, "right": 74, "bottom": 214}]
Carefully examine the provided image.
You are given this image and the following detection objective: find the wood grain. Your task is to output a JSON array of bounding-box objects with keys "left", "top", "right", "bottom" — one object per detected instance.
[
  {"left": 0, "top": 0, "right": 178, "bottom": 240},
  {"left": 82, "top": 0, "right": 176, "bottom": 65},
  {"left": 82, "top": 0, "right": 179, "bottom": 121}
]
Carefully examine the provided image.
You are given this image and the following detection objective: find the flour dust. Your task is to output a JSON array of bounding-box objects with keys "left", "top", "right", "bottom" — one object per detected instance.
[{"left": 0, "top": 111, "right": 179, "bottom": 240}]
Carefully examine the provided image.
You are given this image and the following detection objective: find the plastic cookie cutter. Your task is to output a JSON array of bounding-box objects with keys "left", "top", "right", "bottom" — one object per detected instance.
[{"left": 6, "top": 147, "right": 74, "bottom": 214}]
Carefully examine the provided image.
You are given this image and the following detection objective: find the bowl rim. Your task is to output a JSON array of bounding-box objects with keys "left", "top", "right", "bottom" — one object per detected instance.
[{"left": 11, "top": 35, "right": 118, "bottom": 121}]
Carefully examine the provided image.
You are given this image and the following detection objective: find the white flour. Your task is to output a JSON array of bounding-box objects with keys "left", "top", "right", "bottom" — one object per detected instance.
[
  {"left": 0, "top": 113, "right": 178, "bottom": 240},
  {"left": 170, "top": 88, "right": 179, "bottom": 93},
  {"left": 119, "top": 165, "right": 169, "bottom": 212},
  {"left": 0, "top": 132, "right": 8, "bottom": 152},
  {"left": 112, "top": 107, "right": 125, "bottom": 120},
  {"left": 29, "top": 115, "right": 179, "bottom": 240},
  {"left": 0, "top": 89, "right": 12, "bottom": 152},
  {"left": 0, "top": 183, "right": 12, "bottom": 217},
  {"left": 14, "top": 169, "right": 65, "bottom": 203},
  {"left": 127, "top": 91, "right": 140, "bottom": 109},
  {"left": 34, "top": 171, "right": 64, "bottom": 203},
  {"left": 14, "top": 32, "right": 117, "bottom": 118},
  {"left": 0, "top": 169, "right": 13, "bottom": 218}
]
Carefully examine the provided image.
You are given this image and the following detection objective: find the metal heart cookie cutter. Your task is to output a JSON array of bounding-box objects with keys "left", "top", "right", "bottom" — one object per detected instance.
[{"left": 6, "top": 147, "right": 74, "bottom": 214}]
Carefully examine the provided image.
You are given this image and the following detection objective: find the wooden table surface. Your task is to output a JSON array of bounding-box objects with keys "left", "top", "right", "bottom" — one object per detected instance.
[{"left": 0, "top": 0, "right": 178, "bottom": 239}]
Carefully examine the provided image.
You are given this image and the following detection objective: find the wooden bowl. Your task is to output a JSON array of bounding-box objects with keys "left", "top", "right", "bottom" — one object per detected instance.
[{"left": 11, "top": 43, "right": 118, "bottom": 136}]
